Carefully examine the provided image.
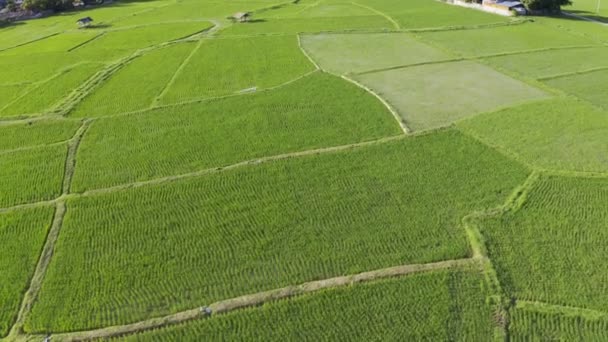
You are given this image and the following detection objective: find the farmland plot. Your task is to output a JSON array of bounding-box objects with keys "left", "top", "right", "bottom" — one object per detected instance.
[
  {"left": 75, "top": 22, "right": 213, "bottom": 55},
  {"left": 418, "top": 22, "right": 596, "bottom": 57},
  {"left": 544, "top": 69, "right": 608, "bottom": 109},
  {"left": 480, "top": 176, "right": 608, "bottom": 311},
  {"left": 117, "top": 270, "right": 494, "bottom": 341},
  {"left": 458, "top": 99, "right": 608, "bottom": 172},
  {"left": 0, "top": 144, "right": 67, "bottom": 207},
  {"left": 300, "top": 32, "right": 450, "bottom": 75},
  {"left": 220, "top": 16, "right": 393, "bottom": 36},
  {"left": 158, "top": 35, "right": 316, "bottom": 103},
  {"left": 354, "top": 61, "right": 548, "bottom": 131},
  {"left": 484, "top": 46, "right": 608, "bottom": 79},
  {"left": 0, "top": 53, "right": 83, "bottom": 85},
  {"left": 71, "top": 72, "right": 400, "bottom": 191},
  {"left": 509, "top": 304, "right": 608, "bottom": 341},
  {"left": 0, "top": 85, "right": 30, "bottom": 109},
  {"left": 0, "top": 207, "right": 55, "bottom": 337},
  {"left": 2, "top": 31, "right": 100, "bottom": 56},
  {"left": 27, "top": 130, "right": 528, "bottom": 332},
  {"left": 0, "top": 63, "right": 102, "bottom": 117},
  {"left": 0, "top": 119, "right": 80, "bottom": 151},
  {"left": 71, "top": 43, "right": 196, "bottom": 117}
]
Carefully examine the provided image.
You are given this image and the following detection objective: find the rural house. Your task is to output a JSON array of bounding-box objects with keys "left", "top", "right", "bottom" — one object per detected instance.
[{"left": 232, "top": 12, "right": 251, "bottom": 22}]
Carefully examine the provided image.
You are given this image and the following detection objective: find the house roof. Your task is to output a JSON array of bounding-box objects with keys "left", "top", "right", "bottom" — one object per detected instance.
[
  {"left": 76, "top": 16, "right": 93, "bottom": 23},
  {"left": 496, "top": 0, "right": 523, "bottom": 7},
  {"left": 233, "top": 12, "right": 250, "bottom": 18}
]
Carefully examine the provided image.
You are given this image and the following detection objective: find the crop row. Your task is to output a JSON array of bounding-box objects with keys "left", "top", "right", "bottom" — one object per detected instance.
[
  {"left": 457, "top": 98, "right": 608, "bottom": 173},
  {"left": 0, "top": 64, "right": 102, "bottom": 118},
  {"left": 0, "top": 207, "right": 55, "bottom": 337},
  {"left": 509, "top": 305, "right": 608, "bottom": 341},
  {"left": 0, "top": 119, "right": 80, "bottom": 151},
  {"left": 116, "top": 269, "right": 494, "bottom": 341},
  {"left": 481, "top": 175, "right": 608, "bottom": 311},
  {"left": 158, "top": 35, "right": 315, "bottom": 104},
  {"left": 0, "top": 144, "right": 67, "bottom": 207},
  {"left": 71, "top": 72, "right": 400, "bottom": 191},
  {"left": 26, "top": 129, "right": 528, "bottom": 332},
  {"left": 71, "top": 42, "right": 196, "bottom": 117}
]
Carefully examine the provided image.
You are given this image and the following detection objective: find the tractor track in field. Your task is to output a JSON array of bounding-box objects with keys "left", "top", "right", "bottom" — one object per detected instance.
[{"left": 48, "top": 258, "right": 477, "bottom": 341}]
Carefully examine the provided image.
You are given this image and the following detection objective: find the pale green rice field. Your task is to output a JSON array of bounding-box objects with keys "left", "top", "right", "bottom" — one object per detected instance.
[{"left": 0, "top": 0, "right": 607, "bottom": 340}]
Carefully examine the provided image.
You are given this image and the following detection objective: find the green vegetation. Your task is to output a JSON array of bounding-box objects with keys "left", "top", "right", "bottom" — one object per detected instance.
[
  {"left": 0, "top": 119, "right": 80, "bottom": 151},
  {"left": 0, "top": 144, "right": 66, "bottom": 207},
  {"left": 0, "top": 207, "right": 55, "bottom": 337},
  {"left": 159, "top": 35, "right": 315, "bottom": 104},
  {"left": 544, "top": 69, "right": 608, "bottom": 109},
  {"left": 458, "top": 99, "right": 608, "bottom": 172},
  {"left": 301, "top": 32, "right": 450, "bottom": 75},
  {"left": 2, "top": 0, "right": 608, "bottom": 338},
  {"left": 71, "top": 72, "right": 400, "bottom": 191},
  {"left": 0, "top": 63, "right": 101, "bottom": 117},
  {"left": 480, "top": 176, "right": 608, "bottom": 310},
  {"left": 117, "top": 270, "right": 495, "bottom": 341},
  {"left": 3, "top": 31, "right": 99, "bottom": 55},
  {"left": 418, "top": 23, "right": 595, "bottom": 57},
  {"left": 355, "top": 61, "right": 548, "bottom": 131},
  {"left": 28, "top": 130, "right": 527, "bottom": 332},
  {"left": 71, "top": 43, "right": 195, "bottom": 117},
  {"left": 484, "top": 46, "right": 608, "bottom": 79},
  {"left": 510, "top": 305, "right": 608, "bottom": 341},
  {"left": 76, "top": 22, "right": 213, "bottom": 55},
  {"left": 220, "top": 16, "right": 392, "bottom": 36}
]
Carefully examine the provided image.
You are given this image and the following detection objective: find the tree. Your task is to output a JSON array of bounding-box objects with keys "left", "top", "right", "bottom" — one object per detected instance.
[
  {"left": 22, "top": 0, "right": 72, "bottom": 11},
  {"left": 6, "top": 0, "right": 17, "bottom": 11},
  {"left": 521, "top": 0, "right": 571, "bottom": 11}
]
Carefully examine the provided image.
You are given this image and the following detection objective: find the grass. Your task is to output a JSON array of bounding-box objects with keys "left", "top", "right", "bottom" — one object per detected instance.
[
  {"left": 116, "top": 269, "right": 495, "bottom": 341},
  {"left": 510, "top": 304, "right": 608, "bottom": 341},
  {"left": 0, "top": 207, "right": 55, "bottom": 338},
  {"left": 480, "top": 176, "right": 608, "bottom": 311},
  {"left": 300, "top": 32, "right": 450, "bottom": 75},
  {"left": 0, "top": 144, "right": 67, "bottom": 207},
  {"left": 544, "top": 69, "right": 608, "bottom": 109},
  {"left": 484, "top": 46, "right": 608, "bottom": 79},
  {"left": 0, "top": 63, "right": 102, "bottom": 117},
  {"left": 458, "top": 99, "right": 608, "bottom": 173},
  {"left": 71, "top": 72, "right": 400, "bottom": 191},
  {"left": 158, "top": 35, "right": 316, "bottom": 104},
  {"left": 354, "top": 60, "right": 548, "bottom": 132},
  {"left": 27, "top": 129, "right": 528, "bottom": 332},
  {"left": 70, "top": 43, "right": 195, "bottom": 117},
  {"left": 0, "top": 119, "right": 80, "bottom": 151},
  {"left": 418, "top": 22, "right": 596, "bottom": 57}
]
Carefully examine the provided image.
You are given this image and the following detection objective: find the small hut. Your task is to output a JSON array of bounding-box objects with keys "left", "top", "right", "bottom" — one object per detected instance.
[
  {"left": 232, "top": 12, "right": 251, "bottom": 22},
  {"left": 76, "top": 16, "right": 93, "bottom": 27}
]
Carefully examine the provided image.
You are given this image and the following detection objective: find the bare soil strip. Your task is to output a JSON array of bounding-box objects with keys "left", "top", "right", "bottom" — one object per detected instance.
[{"left": 51, "top": 258, "right": 476, "bottom": 341}]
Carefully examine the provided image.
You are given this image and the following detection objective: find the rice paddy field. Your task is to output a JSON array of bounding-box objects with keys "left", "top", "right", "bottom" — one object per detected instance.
[{"left": 1, "top": 0, "right": 607, "bottom": 340}]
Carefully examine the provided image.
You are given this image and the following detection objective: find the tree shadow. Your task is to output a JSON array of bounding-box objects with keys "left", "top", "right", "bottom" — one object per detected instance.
[{"left": 564, "top": 9, "right": 608, "bottom": 23}]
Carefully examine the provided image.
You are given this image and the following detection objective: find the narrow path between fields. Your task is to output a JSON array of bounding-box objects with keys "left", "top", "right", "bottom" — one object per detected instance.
[
  {"left": 7, "top": 120, "right": 89, "bottom": 339},
  {"left": 50, "top": 258, "right": 477, "bottom": 341}
]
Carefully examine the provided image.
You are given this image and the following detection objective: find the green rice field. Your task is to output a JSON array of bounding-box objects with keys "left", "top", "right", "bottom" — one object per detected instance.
[{"left": 1, "top": 0, "right": 607, "bottom": 340}]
